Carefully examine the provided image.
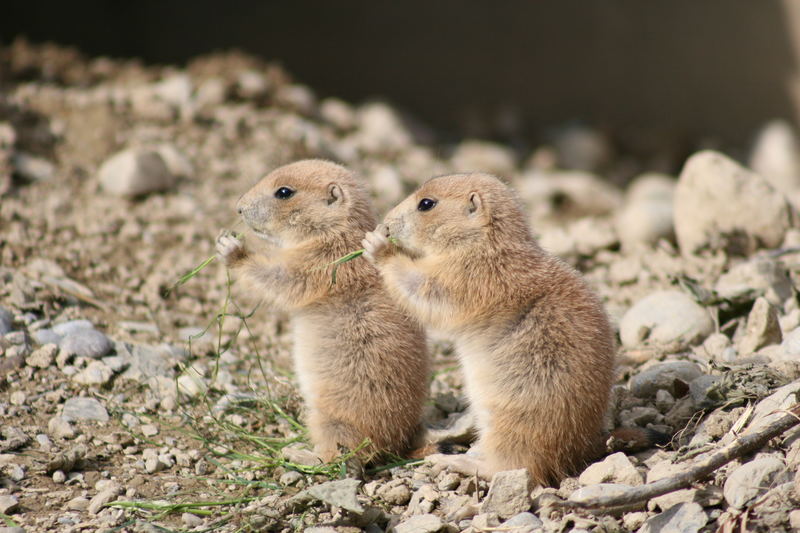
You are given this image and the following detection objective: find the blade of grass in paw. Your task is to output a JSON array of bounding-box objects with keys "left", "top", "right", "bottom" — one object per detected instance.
[
  {"left": 165, "top": 232, "right": 243, "bottom": 296},
  {"left": 329, "top": 237, "right": 398, "bottom": 284}
]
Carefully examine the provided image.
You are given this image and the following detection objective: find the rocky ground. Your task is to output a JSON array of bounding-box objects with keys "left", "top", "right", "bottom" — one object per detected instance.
[{"left": 2, "top": 39, "right": 800, "bottom": 533}]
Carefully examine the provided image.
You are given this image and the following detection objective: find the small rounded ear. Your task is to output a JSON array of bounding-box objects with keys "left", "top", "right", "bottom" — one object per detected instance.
[
  {"left": 468, "top": 191, "right": 483, "bottom": 216},
  {"left": 327, "top": 183, "right": 344, "bottom": 206}
]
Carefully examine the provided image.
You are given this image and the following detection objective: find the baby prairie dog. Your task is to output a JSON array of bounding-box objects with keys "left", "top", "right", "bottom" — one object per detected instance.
[
  {"left": 216, "top": 159, "right": 428, "bottom": 461},
  {"left": 362, "top": 173, "right": 615, "bottom": 485}
]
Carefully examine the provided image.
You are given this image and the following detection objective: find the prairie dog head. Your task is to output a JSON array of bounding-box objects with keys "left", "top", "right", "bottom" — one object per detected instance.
[
  {"left": 236, "top": 160, "right": 374, "bottom": 247},
  {"left": 383, "top": 173, "right": 531, "bottom": 256}
]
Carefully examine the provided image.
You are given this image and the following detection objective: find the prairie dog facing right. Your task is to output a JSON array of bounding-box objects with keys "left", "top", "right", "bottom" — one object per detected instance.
[
  {"left": 362, "top": 172, "right": 615, "bottom": 485},
  {"left": 217, "top": 160, "right": 428, "bottom": 462}
]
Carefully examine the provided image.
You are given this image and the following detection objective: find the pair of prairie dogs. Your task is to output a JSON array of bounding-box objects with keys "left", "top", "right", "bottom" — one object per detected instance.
[{"left": 216, "top": 159, "right": 614, "bottom": 485}]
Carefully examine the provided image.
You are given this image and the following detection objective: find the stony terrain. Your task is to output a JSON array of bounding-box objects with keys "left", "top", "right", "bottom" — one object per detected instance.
[{"left": 2, "top": 39, "right": 800, "bottom": 533}]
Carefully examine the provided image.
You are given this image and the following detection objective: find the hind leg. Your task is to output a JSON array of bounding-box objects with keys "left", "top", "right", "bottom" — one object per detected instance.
[{"left": 307, "top": 409, "right": 371, "bottom": 463}]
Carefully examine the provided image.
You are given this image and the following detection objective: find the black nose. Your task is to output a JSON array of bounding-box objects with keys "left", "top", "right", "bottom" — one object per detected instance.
[{"left": 237, "top": 206, "right": 243, "bottom": 215}]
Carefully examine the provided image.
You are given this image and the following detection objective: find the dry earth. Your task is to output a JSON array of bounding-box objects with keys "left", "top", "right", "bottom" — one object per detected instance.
[{"left": 2, "top": 39, "right": 800, "bottom": 533}]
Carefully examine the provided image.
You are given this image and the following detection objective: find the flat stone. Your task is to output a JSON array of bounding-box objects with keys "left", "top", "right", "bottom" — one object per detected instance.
[
  {"left": 749, "top": 119, "right": 800, "bottom": 195},
  {"left": 674, "top": 150, "right": 796, "bottom": 257},
  {"left": 638, "top": 502, "right": 708, "bottom": 533},
  {"left": 0, "top": 307, "right": 12, "bottom": 335},
  {"left": 72, "top": 360, "right": 114, "bottom": 386},
  {"left": 480, "top": 469, "right": 532, "bottom": 519},
  {"left": 738, "top": 297, "right": 782, "bottom": 355},
  {"left": 59, "top": 329, "right": 112, "bottom": 359},
  {"left": 305, "top": 478, "right": 364, "bottom": 514},
  {"left": 88, "top": 485, "right": 121, "bottom": 514},
  {"left": 715, "top": 258, "right": 793, "bottom": 306},
  {"left": 578, "top": 452, "right": 644, "bottom": 486},
  {"left": 62, "top": 397, "right": 109, "bottom": 423},
  {"left": 620, "top": 291, "right": 713, "bottom": 350},
  {"left": 52, "top": 319, "right": 95, "bottom": 336},
  {"left": 629, "top": 361, "right": 704, "bottom": 398},
  {"left": 98, "top": 147, "right": 175, "bottom": 197},
  {"left": 615, "top": 173, "right": 675, "bottom": 250},
  {"left": 723, "top": 456, "right": 791, "bottom": 509},
  {"left": 119, "top": 343, "right": 186, "bottom": 381},
  {"left": 393, "top": 514, "right": 443, "bottom": 533},
  {"left": 32, "top": 328, "right": 61, "bottom": 346},
  {"left": 26, "top": 343, "right": 57, "bottom": 368},
  {"left": 499, "top": 512, "right": 543, "bottom": 533},
  {"left": 688, "top": 374, "right": 723, "bottom": 409},
  {"left": 742, "top": 380, "right": 800, "bottom": 437},
  {"left": 0, "top": 494, "right": 18, "bottom": 514},
  {"left": 376, "top": 481, "right": 411, "bottom": 505},
  {"left": 47, "top": 416, "right": 76, "bottom": 439}
]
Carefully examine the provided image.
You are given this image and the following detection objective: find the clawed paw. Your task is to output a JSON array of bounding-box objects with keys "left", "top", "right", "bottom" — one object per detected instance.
[
  {"left": 216, "top": 230, "right": 245, "bottom": 265},
  {"left": 362, "top": 224, "right": 392, "bottom": 264}
]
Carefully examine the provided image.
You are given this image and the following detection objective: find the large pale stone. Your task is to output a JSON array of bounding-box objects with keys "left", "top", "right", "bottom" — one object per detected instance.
[{"left": 674, "top": 150, "right": 796, "bottom": 256}]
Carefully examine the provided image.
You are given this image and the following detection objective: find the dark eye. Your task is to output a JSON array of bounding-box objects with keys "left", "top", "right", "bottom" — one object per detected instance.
[
  {"left": 274, "top": 186, "right": 295, "bottom": 199},
  {"left": 417, "top": 198, "right": 437, "bottom": 211}
]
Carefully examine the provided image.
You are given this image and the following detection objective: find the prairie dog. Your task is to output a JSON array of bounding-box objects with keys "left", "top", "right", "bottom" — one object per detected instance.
[
  {"left": 362, "top": 173, "right": 615, "bottom": 484},
  {"left": 216, "top": 159, "right": 428, "bottom": 461}
]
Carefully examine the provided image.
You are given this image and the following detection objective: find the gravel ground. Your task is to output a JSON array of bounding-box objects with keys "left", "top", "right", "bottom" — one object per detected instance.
[{"left": 2, "top": 39, "right": 800, "bottom": 533}]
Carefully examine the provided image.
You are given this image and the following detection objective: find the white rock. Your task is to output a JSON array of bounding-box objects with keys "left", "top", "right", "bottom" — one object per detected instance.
[
  {"left": 517, "top": 170, "right": 622, "bottom": 222},
  {"left": 740, "top": 380, "right": 800, "bottom": 437},
  {"left": 749, "top": 120, "right": 800, "bottom": 195},
  {"left": 738, "top": 297, "right": 782, "bottom": 355},
  {"left": 154, "top": 144, "right": 193, "bottom": 178},
  {"left": 62, "top": 397, "right": 109, "bottom": 423},
  {"left": 0, "top": 494, "right": 19, "bottom": 514},
  {"left": 499, "top": 512, "right": 543, "bottom": 533},
  {"left": 305, "top": 478, "right": 364, "bottom": 514},
  {"left": 700, "top": 333, "right": 732, "bottom": 361},
  {"left": 88, "top": 484, "right": 121, "bottom": 514},
  {"left": 578, "top": 452, "right": 643, "bottom": 486},
  {"left": 480, "top": 469, "right": 532, "bottom": 519},
  {"left": 638, "top": 502, "right": 707, "bottom": 533},
  {"left": 319, "top": 98, "right": 356, "bottom": 131},
  {"left": 783, "top": 327, "right": 800, "bottom": 357},
  {"left": 629, "top": 361, "right": 703, "bottom": 398},
  {"left": 723, "top": 456, "right": 791, "bottom": 509},
  {"left": 98, "top": 147, "right": 175, "bottom": 197},
  {"left": 59, "top": 329, "right": 112, "bottom": 359},
  {"left": 619, "top": 291, "right": 713, "bottom": 350},
  {"left": 451, "top": 140, "right": 517, "bottom": 177},
  {"left": 47, "top": 416, "right": 76, "bottom": 439},
  {"left": 153, "top": 74, "right": 193, "bottom": 108},
  {"left": 674, "top": 150, "right": 796, "bottom": 257},
  {"left": 714, "top": 257, "right": 792, "bottom": 307},
  {"left": 615, "top": 173, "right": 675, "bottom": 250},
  {"left": 355, "top": 102, "right": 412, "bottom": 153},
  {"left": 13, "top": 152, "right": 56, "bottom": 181},
  {"left": 26, "top": 343, "right": 57, "bottom": 368},
  {"left": 236, "top": 70, "right": 269, "bottom": 99},
  {"left": 72, "top": 360, "right": 114, "bottom": 386},
  {"left": 394, "top": 514, "right": 443, "bottom": 533}
]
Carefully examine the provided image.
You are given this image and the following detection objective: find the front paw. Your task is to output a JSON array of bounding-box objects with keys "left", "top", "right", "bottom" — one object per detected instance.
[
  {"left": 216, "top": 230, "right": 246, "bottom": 266},
  {"left": 362, "top": 224, "right": 394, "bottom": 264}
]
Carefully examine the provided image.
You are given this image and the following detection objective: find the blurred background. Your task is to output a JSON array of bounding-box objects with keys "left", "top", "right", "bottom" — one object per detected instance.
[{"left": 3, "top": 0, "right": 799, "bottom": 178}]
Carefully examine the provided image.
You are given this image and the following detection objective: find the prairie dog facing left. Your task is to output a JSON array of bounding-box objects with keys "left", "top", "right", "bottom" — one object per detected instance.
[
  {"left": 362, "top": 172, "right": 615, "bottom": 485},
  {"left": 216, "top": 159, "right": 428, "bottom": 461}
]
